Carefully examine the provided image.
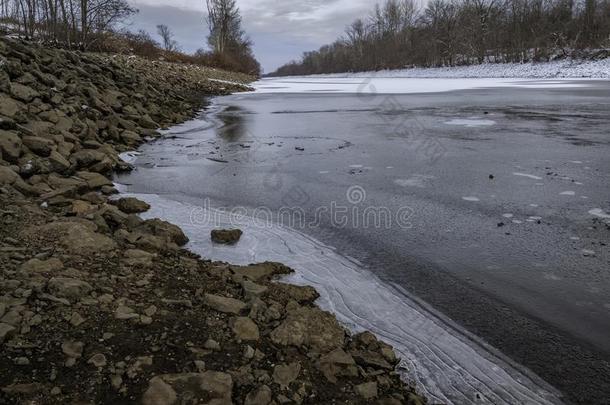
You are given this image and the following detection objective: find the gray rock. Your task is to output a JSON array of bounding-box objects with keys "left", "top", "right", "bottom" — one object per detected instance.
[
  {"left": 20, "top": 258, "right": 63, "bottom": 274},
  {"left": 61, "top": 341, "right": 84, "bottom": 358},
  {"left": 117, "top": 197, "right": 150, "bottom": 214},
  {"left": 273, "top": 362, "right": 301, "bottom": 388},
  {"left": 355, "top": 382, "right": 378, "bottom": 399},
  {"left": 138, "top": 219, "right": 189, "bottom": 246},
  {"left": 142, "top": 377, "right": 177, "bottom": 405},
  {"left": 231, "top": 262, "right": 291, "bottom": 281},
  {"left": 88, "top": 353, "right": 107, "bottom": 368},
  {"left": 318, "top": 348, "right": 358, "bottom": 383},
  {"left": 144, "top": 372, "right": 233, "bottom": 404},
  {"left": 205, "top": 294, "right": 246, "bottom": 314},
  {"left": 10, "top": 83, "right": 39, "bottom": 102},
  {"left": 211, "top": 229, "right": 243, "bottom": 245},
  {"left": 22, "top": 136, "right": 53, "bottom": 157},
  {"left": 0, "top": 323, "right": 16, "bottom": 344},
  {"left": 232, "top": 317, "right": 260, "bottom": 341},
  {"left": 270, "top": 306, "right": 345, "bottom": 353},
  {"left": 48, "top": 277, "right": 93, "bottom": 299},
  {"left": 245, "top": 385, "right": 272, "bottom": 405},
  {"left": 0, "top": 130, "right": 22, "bottom": 163}
]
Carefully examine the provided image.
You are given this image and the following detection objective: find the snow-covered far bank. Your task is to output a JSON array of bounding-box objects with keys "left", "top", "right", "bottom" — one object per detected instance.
[
  {"left": 251, "top": 76, "right": 596, "bottom": 94},
  {"left": 271, "top": 58, "right": 610, "bottom": 80}
]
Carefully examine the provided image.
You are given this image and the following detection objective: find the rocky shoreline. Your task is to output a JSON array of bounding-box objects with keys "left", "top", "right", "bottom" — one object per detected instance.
[{"left": 0, "top": 38, "right": 426, "bottom": 404}]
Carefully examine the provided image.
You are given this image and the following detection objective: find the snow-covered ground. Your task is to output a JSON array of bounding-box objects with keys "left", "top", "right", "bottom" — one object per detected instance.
[
  {"left": 295, "top": 58, "right": 610, "bottom": 79},
  {"left": 252, "top": 76, "right": 595, "bottom": 94}
]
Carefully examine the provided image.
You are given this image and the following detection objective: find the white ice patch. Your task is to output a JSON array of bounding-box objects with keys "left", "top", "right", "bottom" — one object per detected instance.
[
  {"left": 349, "top": 164, "right": 364, "bottom": 168},
  {"left": 589, "top": 208, "right": 610, "bottom": 219},
  {"left": 513, "top": 172, "right": 543, "bottom": 180},
  {"left": 119, "top": 151, "right": 141, "bottom": 164},
  {"left": 560, "top": 191, "right": 576, "bottom": 196},
  {"left": 512, "top": 220, "right": 523, "bottom": 224},
  {"left": 462, "top": 196, "right": 480, "bottom": 202},
  {"left": 319, "top": 171, "right": 330, "bottom": 174},
  {"left": 444, "top": 119, "right": 496, "bottom": 127},
  {"left": 114, "top": 186, "right": 562, "bottom": 405},
  {"left": 394, "top": 175, "right": 435, "bottom": 188},
  {"left": 582, "top": 249, "right": 596, "bottom": 256},
  {"left": 502, "top": 214, "right": 514, "bottom": 218}
]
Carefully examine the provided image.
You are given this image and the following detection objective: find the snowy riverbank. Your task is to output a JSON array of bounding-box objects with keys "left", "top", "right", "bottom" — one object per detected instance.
[{"left": 287, "top": 58, "right": 610, "bottom": 79}]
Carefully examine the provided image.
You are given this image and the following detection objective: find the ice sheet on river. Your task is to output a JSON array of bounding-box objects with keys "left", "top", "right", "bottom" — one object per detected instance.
[{"left": 114, "top": 183, "right": 563, "bottom": 405}]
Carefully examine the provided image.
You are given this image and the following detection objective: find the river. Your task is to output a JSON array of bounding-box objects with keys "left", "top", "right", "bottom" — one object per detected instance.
[{"left": 116, "top": 77, "right": 610, "bottom": 404}]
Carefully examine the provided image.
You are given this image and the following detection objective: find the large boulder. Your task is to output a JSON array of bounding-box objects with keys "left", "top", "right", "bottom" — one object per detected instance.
[
  {"left": 138, "top": 219, "right": 189, "bottom": 246},
  {"left": 230, "top": 262, "right": 291, "bottom": 282},
  {"left": 211, "top": 229, "right": 242, "bottom": 245},
  {"left": 32, "top": 221, "right": 117, "bottom": 255},
  {"left": 10, "top": 83, "right": 39, "bottom": 102},
  {"left": 205, "top": 294, "right": 246, "bottom": 315},
  {"left": 22, "top": 136, "right": 53, "bottom": 157},
  {"left": 48, "top": 277, "right": 93, "bottom": 300},
  {"left": 143, "top": 372, "right": 233, "bottom": 405},
  {"left": 116, "top": 197, "right": 150, "bottom": 214},
  {"left": 0, "top": 94, "right": 21, "bottom": 117},
  {"left": 270, "top": 306, "right": 345, "bottom": 353}
]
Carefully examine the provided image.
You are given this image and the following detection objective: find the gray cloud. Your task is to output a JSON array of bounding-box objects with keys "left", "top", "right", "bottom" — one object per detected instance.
[{"left": 128, "top": 0, "right": 372, "bottom": 72}]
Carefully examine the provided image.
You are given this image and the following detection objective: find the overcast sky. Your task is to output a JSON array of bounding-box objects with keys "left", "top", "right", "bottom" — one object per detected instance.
[{"left": 127, "top": 0, "right": 373, "bottom": 73}]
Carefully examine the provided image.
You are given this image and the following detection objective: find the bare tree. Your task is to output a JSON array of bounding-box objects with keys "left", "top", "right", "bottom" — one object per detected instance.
[{"left": 156, "top": 24, "right": 180, "bottom": 52}]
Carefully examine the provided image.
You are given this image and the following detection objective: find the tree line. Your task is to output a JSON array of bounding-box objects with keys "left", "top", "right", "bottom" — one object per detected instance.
[
  {"left": 270, "top": 0, "right": 610, "bottom": 76},
  {"left": 0, "top": 0, "right": 260, "bottom": 75}
]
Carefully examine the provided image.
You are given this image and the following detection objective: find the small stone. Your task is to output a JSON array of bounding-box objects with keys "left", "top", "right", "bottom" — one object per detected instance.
[
  {"left": 144, "top": 305, "right": 157, "bottom": 317},
  {"left": 211, "top": 229, "right": 243, "bottom": 244},
  {"left": 245, "top": 385, "right": 273, "bottom": 405},
  {"left": 194, "top": 360, "right": 206, "bottom": 372},
  {"left": 88, "top": 353, "right": 107, "bottom": 368},
  {"left": 115, "top": 306, "right": 139, "bottom": 320},
  {"left": 140, "top": 315, "right": 153, "bottom": 325},
  {"left": 61, "top": 341, "right": 84, "bottom": 359},
  {"left": 243, "top": 345, "right": 255, "bottom": 360},
  {"left": 14, "top": 357, "right": 30, "bottom": 366},
  {"left": 70, "top": 312, "right": 86, "bottom": 327},
  {"left": 204, "top": 294, "right": 246, "bottom": 314},
  {"left": 273, "top": 362, "right": 301, "bottom": 388},
  {"left": 50, "top": 387, "right": 61, "bottom": 396},
  {"left": 232, "top": 317, "right": 260, "bottom": 341},
  {"left": 204, "top": 339, "right": 221, "bottom": 351},
  {"left": 0, "top": 323, "right": 17, "bottom": 343},
  {"left": 111, "top": 375, "right": 123, "bottom": 390},
  {"left": 142, "top": 377, "right": 177, "bottom": 405},
  {"left": 355, "top": 382, "right": 378, "bottom": 399}
]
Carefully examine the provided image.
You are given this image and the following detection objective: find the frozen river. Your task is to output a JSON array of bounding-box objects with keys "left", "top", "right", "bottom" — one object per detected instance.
[{"left": 117, "top": 77, "right": 610, "bottom": 404}]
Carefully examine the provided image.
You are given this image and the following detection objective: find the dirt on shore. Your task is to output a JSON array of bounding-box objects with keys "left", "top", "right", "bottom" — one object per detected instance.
[{"left": 0, "top": 38, "right": 426, "bottom": 405}]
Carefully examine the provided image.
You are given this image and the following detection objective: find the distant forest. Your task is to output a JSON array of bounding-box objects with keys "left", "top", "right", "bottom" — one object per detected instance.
[{"left": 270, "top": 0, "right": 610, "bottom": 76}]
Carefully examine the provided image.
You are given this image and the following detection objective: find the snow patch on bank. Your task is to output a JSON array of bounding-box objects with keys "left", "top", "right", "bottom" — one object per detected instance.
[{"left": 299, "top": 58, "right": 610, "bottom": 79}]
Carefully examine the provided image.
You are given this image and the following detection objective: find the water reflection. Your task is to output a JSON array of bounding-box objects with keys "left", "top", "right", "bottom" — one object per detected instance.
[{"left": 216, "top": 105, "right": 248, "bottom": 140}]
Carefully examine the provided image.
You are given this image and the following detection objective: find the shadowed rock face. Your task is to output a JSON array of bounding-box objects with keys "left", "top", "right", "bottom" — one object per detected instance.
[
  {"left": 0, "top": 38, "right": 425, "bottom": 405},
  {"left": 211, "top": 228, "right": 243, "bottom": 244}
]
